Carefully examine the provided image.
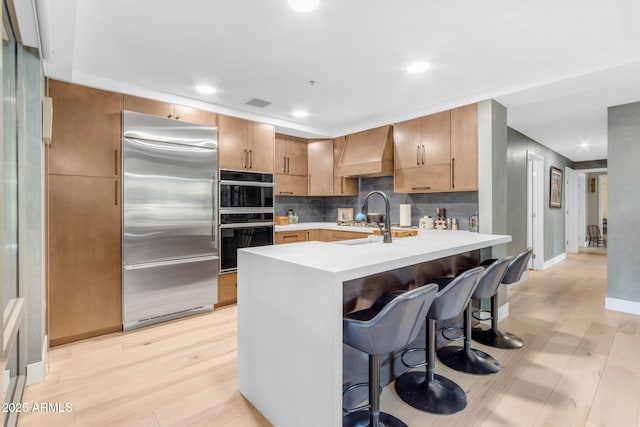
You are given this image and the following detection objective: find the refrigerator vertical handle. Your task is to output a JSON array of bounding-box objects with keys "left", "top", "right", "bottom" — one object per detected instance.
[{"left": 212, "top": 174, "right": 217, "bottom": 253}]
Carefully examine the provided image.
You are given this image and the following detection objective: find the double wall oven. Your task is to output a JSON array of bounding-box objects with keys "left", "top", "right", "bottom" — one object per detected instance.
[{"left": 219, "top": 169, "right": 275, "bottom": 272}]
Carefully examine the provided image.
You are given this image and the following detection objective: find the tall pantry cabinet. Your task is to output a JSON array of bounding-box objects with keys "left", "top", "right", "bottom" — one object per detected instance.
[{"left": 47, "top": 80, "right": 123, "bottom": 346}]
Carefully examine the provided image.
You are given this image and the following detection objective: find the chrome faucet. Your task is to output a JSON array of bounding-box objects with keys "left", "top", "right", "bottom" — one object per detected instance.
[{"left": 361, "top": 191, "right": 392, "bottom": 243}]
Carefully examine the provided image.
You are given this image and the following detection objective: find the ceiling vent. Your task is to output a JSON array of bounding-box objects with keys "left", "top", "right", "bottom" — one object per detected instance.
[{"left": 246, "top": 98, "right": 272, "bottom": 108}]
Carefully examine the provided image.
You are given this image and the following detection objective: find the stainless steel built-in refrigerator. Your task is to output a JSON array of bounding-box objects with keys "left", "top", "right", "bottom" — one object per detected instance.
[{"left": 122, "top": 111, "right": 218, "bottom": 331}]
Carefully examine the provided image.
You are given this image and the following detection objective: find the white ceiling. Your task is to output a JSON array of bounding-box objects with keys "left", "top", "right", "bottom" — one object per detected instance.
[{"left": 17, "top": 0, "right": 640, "bottom": 162}]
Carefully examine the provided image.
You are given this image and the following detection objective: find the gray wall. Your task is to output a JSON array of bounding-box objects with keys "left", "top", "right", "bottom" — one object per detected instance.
[
  {"left": 276, "top": 176, "right": 478, "bottom": 229},
  {"left": 607, "top": 101, "right": 640, "bottom": 303},
  {"left": 478, "top": 100, "right": 508, "bottom": 259},
  {"left": 506, "top": 128, "right": 573, "bottom": 261},
  {"left": 18, "top": 47, "right": 45, "bottom": 368}
]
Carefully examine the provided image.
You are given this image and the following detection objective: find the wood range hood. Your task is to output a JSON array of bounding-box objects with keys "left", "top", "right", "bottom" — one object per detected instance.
[{"left": 337, "top": 125, "right": 394, "bottom": 177}]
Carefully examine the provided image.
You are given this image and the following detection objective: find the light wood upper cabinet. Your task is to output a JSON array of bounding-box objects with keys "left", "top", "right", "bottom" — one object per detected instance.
[
  {"left": 49, "top": 79, "right": 122, "bottom": 177},
  {"left": 123, "top": 94, "right": 217, "bottom": 126},
  {"left": 421, "top": 111, "right": 451, "bottom": 166},
  {"left": 308, "top": 139, "right": 334, "bottom": 196},
  {"left": 333, "top": 137, "right": 358, "bottom": 196},
  {"left": 450, "top": 104, "right": 478, "bottom": 191},
  {"left": 219, "top": 115, "right": 274, "bottom": 173},
  {"left": 274, "top": 134, "right": 307, "bottom": 195},
  {"left": 48, "top": 174, "right": 122, "bottom": 346},
  {"left": 394, "top": 105, "right": 477, "bottom": 193},
  {"left": 275, "top": 134, "right": 307, "bottom": 175}
]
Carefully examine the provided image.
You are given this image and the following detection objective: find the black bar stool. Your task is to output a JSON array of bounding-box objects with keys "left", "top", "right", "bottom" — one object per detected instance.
[
  {"left": 394, "top": 267, "right": 484, "bottom": 415},
  {"left": 472, "top": 248, "right": 532, "bottom": 349},
  {"left": 343, "top": 283, "right": 439, "bottom": 427},
  {"left": 437, "top": 256, "right": 512, "bottom": 374}
]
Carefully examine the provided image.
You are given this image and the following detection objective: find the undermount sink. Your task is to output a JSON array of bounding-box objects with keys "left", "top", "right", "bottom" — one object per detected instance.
[{"left": 335, "top": 235, "right": 384, "bottom": 245}]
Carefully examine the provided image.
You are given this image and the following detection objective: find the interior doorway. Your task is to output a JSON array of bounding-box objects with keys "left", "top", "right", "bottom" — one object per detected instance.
[
  {"left": 527, "top": 151, "right": 544, "bottom": 270},
  {"left": 565, "top": 167, "right": 586, "bottom": 253}
]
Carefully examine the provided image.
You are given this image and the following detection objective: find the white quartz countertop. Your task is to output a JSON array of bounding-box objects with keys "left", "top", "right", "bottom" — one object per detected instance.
[
  {"left": 241, "top": 229, "right": 511, "bottom": 282},
  {"left": 274, "top": 222, "right": 374, "bottom": 233}
]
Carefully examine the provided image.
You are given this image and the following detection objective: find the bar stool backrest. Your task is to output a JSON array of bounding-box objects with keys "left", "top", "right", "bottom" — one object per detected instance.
[
  {"left": 343, "top": 283, "right": 438, "bottom": 356},
  {"left": 502, "top": 248, "right": 533, "bottom": 285},
  {"left": 473, "top": 256, "right": 513, "bottom": 300},
  {"left": 427, "top": 266, "right": 484, "bottom": 321}
]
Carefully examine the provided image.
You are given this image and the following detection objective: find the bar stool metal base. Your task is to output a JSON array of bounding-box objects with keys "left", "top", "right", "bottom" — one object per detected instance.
[
  {"left": 437, "top": 345, "right": 500, "bottom": 375},
  {"left": 471, "top": 327, "right": 524, "bottom": 349},
  {"left": 394, "top": 371, "right": 467, "bottom": 415},
  {"left": 342, "top": 410, "right": 408, "bottom": 427}
]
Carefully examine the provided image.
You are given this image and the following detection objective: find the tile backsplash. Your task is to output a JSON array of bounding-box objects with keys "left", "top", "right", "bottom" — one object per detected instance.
[{"left": 275, "top": 176, "right": 479, "bottom": 229}]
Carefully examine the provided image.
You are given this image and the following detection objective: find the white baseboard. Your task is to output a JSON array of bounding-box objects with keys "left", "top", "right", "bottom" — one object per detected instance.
[
  {"left": 481, "top": 302, "right": 509, "bottom": 325},
  {"left": 542, "top": 252, "right": 567, "bottom": 270},
  {"left": 605, "top": 297, "right": 640, "bottom": 315},
  {"left": 26, "top": 335, "right": 47, "bottom": 386}
]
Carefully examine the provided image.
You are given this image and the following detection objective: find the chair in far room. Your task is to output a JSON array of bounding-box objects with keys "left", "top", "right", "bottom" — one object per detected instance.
[
  {"left": 342, "top": 283, "right": 439, "bottom": 427},
  {"left": 472, "top": 248, "right": 532, "bottom": 349}
]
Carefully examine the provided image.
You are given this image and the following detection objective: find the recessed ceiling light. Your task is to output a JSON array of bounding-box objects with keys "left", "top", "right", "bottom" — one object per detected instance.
[
  {"left": 292, "top": 110, "right": 309, "bottom": 118},
  {"left": 288, "top": 0, "right": 319, "bottom": 12},
  {"left": 406, "top": 61, "right": 431, "bottom": 73},
  {"left": 578, "top": 142, "right": 590, "bottom": 148},
  {"left": 195, "top": 85, "right": 216, "bottom": 94}
]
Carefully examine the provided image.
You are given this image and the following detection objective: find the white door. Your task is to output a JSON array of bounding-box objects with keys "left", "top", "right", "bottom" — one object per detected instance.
[
  {"left": 527, "top": 151, "right": 544, "bottom": 270},
  {"left": 565, "top": 167, "right": 580, "bottom": 253}
]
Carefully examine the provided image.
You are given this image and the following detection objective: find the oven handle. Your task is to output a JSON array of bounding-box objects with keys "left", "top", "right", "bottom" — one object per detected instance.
[
  {"left": 219, "top": 222, "right": 275, "bottom": 229},
  {"left": 220, "top": 179, "right": 275, "bottom": 188}
]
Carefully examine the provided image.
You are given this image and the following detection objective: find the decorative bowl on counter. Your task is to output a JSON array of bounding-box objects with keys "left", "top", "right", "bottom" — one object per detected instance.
[{"left": 275, "top": 216, "right": 289, "bottom": 225}]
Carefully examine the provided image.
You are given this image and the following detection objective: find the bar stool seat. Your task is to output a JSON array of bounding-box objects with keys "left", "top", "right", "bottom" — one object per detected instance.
[
  {"left": 394, "top": 267, "right": 484, "bottom": 415},
  {"left": 343, "top": 283, "right": 438, "bottom": 427},
  {"left": 437, "top": 256, "right": 512, "bottom": 375},
  {"left": 472, "top": 248, "right": 533, "bottom": 349}
]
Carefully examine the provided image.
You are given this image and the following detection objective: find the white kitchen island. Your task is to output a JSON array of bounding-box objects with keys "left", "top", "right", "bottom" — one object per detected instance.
[{"left": 237, "top": 229, "right": 511, "bottom": 427}]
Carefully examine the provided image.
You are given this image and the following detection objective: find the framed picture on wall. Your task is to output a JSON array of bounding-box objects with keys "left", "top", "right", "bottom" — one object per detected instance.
[{"left": 550, "top": 166, "right": 563, "bottom": 208}]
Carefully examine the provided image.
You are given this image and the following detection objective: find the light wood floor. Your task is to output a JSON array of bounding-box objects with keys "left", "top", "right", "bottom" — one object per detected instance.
[{"left": 20, "top": 249, "right": 639, "bottom": 427}]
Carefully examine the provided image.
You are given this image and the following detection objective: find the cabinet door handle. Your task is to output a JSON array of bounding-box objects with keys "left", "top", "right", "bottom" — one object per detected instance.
[
  {"left": 279, "top": 191, "right": 293, "bottom": 195},
  {"left": 167, "top": 114, "right": 172, "bottom": 118},
  {"left": 287, "top": 157, "right": 290, "bottom": 174},
  {"left": 175, "top": 116, "right": 180, "bottom": 120},
  {"left": 243, "top": 149, "right": 248, "bottom": 169},
  {"left": 115, "top": 180, "right": 119, "bottom": 206},
  {"left": 249, "top": 150, "right": 253, "bottom": 169},
  {"left": 451, "top": 157, "right": 455, "bottom": 189},
  {"left": 416, "top": 144, "right": 420, "bottom": 166},
  {"left": 411, "top": 186, "right": 431, "bottom": 190},
  {"left": 283, "top": 156, "right": 287, "bottom": 173},
  {"left": 341, "top": 176, "right": 344, "bottom": 194},
  {"left": 114, "top": 148, "right": 118, "bottom": 175},
  {"left": 282, "top": 234, "right": 298, "bottom": 239},
  {"left": 422, "top": 144, "right": 425, "bottom": 165}
]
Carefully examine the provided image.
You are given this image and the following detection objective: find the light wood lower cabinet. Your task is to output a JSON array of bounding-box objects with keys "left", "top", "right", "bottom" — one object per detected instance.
[
  {"left": 306, "top": 229, "right": 332, "bottom": 242},
  {"left": 276, "top": 228, "right": 368, "bottom": 244},
  {"left": 48, "top": 174, "right": 122, "bottom": 346},
  {"left": 275, "top": 230, "right": 307, "bottom": 244},
  {"left": 331, "top": 230, "right": 369, "bottom": 241},
  {"left": 216, "top": 272, "right": 237, "bottom": 307}
]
